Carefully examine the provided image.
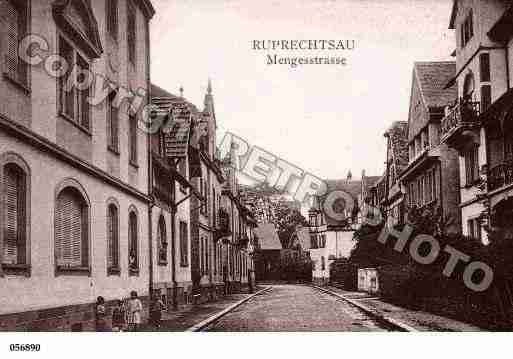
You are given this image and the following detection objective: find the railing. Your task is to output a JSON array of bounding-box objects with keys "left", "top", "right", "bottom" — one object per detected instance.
[
  {"left": 440, "top": 100, "right": 480, "bottom": 140},
  {"left": 488, "top": 161, "right": 513, "bottom": 191}
]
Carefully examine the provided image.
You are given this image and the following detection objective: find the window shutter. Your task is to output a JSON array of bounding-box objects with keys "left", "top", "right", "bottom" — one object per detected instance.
[
  {"left": 59, "top": 38, "right": 75, "bottom": 119},
  {"left": 55, "top": 190, "right": 85, "bottom": 267},
  {"left": 3, "top": 1, "right": 18, "bottom": 79},
  {"left": 107, "top": 205, "right": 118, "bottom": 269},
  {"left": 3, "top": 165, "right": 25, "bottom": 264},
  {"left": 129, "top": 114, "right": 137, "bottom": 162},
  {"left": 481, "top": 85, "right": 491, "bottom": 113}
]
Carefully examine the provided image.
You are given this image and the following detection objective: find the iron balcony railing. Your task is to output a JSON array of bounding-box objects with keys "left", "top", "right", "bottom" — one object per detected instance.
[
  {"left": 488, "top": 161, "right": 513, "bottom": 192},
  {"left": 440, "top": 100, "right": 480, "bottom": 142}
]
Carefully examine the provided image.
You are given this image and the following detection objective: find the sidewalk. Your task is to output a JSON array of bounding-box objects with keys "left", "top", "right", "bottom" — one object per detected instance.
[
  {"left": 141, "top": 289, "right": 263, "bottom": 332},
  {"left": 326, "top": 286, "right": 482, "bottom": 331}
]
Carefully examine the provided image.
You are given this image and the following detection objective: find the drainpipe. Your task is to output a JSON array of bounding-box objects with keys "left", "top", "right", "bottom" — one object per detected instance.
[
  {"left": 146, "top": 19, "right": 154, "bottom": 301},
  {"left": 170, "top": 181, "right": 178, "bottom": 309}
]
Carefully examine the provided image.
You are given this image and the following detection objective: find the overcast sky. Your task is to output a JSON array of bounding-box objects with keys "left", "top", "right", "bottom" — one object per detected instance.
[{"left": 150, "top": 0, "right": 454, "bottom": 180}]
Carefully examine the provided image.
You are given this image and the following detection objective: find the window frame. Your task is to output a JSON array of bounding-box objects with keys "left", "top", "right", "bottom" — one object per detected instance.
[
  {"left": 106, "top": 200, "right": 120, "bottom": 275},
  {"left": 57, "top": 34, "right": 92, "bottom": 134},
  {"left": 127, "top": 0, "right": 137, "bottom": 67},
  {"left": 157, "top": 215, "right": 168, "bottom": 266},
  {"left": 107, "top": 90, "right": 120, "bottom": 154},
  {"left": 0, "top": 153, "right": 31, "bottom": 277},
  {"left": 179, "top": 220, "right": 188, "bottom": 267},
  {"left": 129, "top": 112, "right": 138, "bottom": 167},
  {"left": 2, "top": 0, "right": 30, "bottom": 92},
  {"left": 54, "top": 180, "right": 90, "bottom": 276},
  {"left": 128, "top": 208, "right": 139, "bottom": 276}
]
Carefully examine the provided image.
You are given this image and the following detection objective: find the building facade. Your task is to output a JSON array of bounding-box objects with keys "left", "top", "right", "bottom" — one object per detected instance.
[
  {"left": 441, "top": 0, "right": 513, "bottom": 243},
  {"left": 0, "top": 0, "right": 155, "bottom": 331},
  {"left": 400, "top": 61, "right": 461, "bottom": 235}
]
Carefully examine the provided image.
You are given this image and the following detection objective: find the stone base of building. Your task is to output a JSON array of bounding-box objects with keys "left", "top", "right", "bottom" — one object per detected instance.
[
  {"left": 0, "top": 296, "right": 150, "bottom": 332},
  {"left": 312, "top": 277, "right": 329, "bottom": 287}
]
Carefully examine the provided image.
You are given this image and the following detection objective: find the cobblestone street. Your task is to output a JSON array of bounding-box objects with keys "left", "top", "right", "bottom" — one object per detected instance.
[{"left": 205, "top": 285, "right": 390, "bottom": 331}]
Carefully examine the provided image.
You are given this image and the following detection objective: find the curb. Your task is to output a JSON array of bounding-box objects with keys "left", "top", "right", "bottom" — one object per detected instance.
[
  {"left": 186, "top": 286, "right": 273, "bottom": 332},
  {"left": 311, "top": 285, "right": 418, "bottom": 332}
]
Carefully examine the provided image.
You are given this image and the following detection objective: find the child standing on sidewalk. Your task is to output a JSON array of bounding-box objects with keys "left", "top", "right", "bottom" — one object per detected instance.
[
  {"left": 150, "top": 295, "right": 166, "bottom": 330},
  {"left": 127, "top": 291, "right": 143, "bottom": 332},
  {"left": 95, "top": 296, "right": 108, "bottom": 332},
  {"left": 111, "top": 299, "right": 126, "bottom": 332}
]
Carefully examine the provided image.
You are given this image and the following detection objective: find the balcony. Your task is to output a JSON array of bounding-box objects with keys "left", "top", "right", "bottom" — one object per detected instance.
[
  {"left": 440, "top": 100, "right": 480, "bottom": 150},
  {"left": 488, "top": 161, "right": 513, "bottom": 192}
]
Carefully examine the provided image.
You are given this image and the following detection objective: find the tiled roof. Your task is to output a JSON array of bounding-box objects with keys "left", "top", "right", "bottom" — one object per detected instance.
[
  {"left": 414, "top": 61, "right": 457, "bottom": 109},
  {"left": 386, "top": 121, "right": 409, "bottom": 175},
  {"left": 254, "top": 223, "right": 282, "bottom": 250},
  {"left": 151, "top": 83, "right": 198, "bottom": 158}
]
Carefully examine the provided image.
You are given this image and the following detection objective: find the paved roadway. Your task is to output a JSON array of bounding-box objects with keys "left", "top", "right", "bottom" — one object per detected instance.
[{"left": 205, "top": 285, "right": 390, "bottom": 331}]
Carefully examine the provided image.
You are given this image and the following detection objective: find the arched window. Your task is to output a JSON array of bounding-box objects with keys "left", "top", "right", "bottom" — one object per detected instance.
[
  {"left": 128, "top": 210, "right": 139, "bottom": 274},
  {"left": 2, "top": 163, "right": 27, "bottom": 267},
  {"left": 107, "top": 203, "right": 119, "bottom": 273},
  {"left": 157, "top": 215, "right": 167, "bottom": 265},
  {"left": 55, "top": 186, "right": 89, "bottom": 270}
]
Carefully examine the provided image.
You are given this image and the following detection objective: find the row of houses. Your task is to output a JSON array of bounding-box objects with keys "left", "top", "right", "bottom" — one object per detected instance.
[
  {"left": 364, "top": 0, "right": 513, "bottom": 246},
  {"left": 0, "top": 0, "right": 257, "bottom": 331}
]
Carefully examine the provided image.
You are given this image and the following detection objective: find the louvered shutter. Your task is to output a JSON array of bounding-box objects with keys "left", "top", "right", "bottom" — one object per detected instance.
[
  {"left": 107, "top": 205, "right": 118, "bottom": 269},
  {"left": 3, "top": 1, "right": 18, "bottom": 79},
  {"left": 3, "top": 165, "right": 25, "bottom": 264},
  {"left": 55, "top": 190, "right": 85, "bottom": 267}
]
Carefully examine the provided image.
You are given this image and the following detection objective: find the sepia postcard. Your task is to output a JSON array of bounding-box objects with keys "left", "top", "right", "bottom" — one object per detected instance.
[{"left": 1, "top": 0, "right": 513, "bottom": 357}]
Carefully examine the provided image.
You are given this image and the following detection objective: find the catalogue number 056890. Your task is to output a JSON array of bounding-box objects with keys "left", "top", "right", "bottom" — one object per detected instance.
[{"left": 9, "top": 344, "right": 41, "bottom": 352}]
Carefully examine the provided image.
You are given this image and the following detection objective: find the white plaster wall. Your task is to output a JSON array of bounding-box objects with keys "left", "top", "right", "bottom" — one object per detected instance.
[{"left": 0, "top": 134, "right": 149, "bottom": 314}]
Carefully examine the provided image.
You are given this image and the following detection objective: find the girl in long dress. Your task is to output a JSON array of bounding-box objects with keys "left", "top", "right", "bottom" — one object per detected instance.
[{"left": 127, "top": 291, "right": 143, "bottom": 331}]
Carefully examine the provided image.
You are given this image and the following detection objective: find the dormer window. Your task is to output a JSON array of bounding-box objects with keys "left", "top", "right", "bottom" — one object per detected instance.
[{"left": 461, "top": 9, "right": 474, "bottom": 48}]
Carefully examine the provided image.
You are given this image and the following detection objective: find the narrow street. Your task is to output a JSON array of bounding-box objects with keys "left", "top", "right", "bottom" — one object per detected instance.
[{"left": 204, "top": 285, "right": 391, "bottom": 331}]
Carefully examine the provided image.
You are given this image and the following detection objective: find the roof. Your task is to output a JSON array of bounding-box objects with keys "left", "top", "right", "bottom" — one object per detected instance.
[
  {"left": 488, "top": 4, "right": 513, "bottom": 43},
  {"left": 385, "top": 121, "right": 409, "bottom": 176},
  {"left": 254, "top": 223, "right": 282, "bottom": 250},
  {"left": 151, "top": 83, "right": 198, "bottom": 157},
  {"left": 414, "top": 61, "right": 457, "bottom": 109}
]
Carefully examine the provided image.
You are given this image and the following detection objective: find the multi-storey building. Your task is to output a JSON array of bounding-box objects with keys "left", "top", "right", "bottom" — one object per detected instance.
[
  {"left": 400, "top": 61, "right": 461, "bottom": 235},
  {"left": 0, "top": 0, "right": 155, "bottom": 330},
  {"left": 307, "top": 177, "right": 362, "bottom": 285},
  {"left": 441, "top": 0, "right": 513, "bottom": 243},
  {"left": 365, "top": 122, "right": 408, "bottom": 228},
  {"left": 150, "top": 83, "right": 199, "bottom": 309}
]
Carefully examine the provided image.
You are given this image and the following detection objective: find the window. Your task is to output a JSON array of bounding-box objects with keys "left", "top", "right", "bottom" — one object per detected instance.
[
  {"left": 321, "top": 256, "right": 325, "bottom": 271},
  {"left": 205, "top": 238, "right": 210, "bottom": 273},
  {"left": 179, "top": 221, "right": 188, "bottom": 266},
  {"left": 128, "top": 211, "right": 138, "bottom": 274},
  {"left": 461, "top": 10, "right": 474, "bottom": 48},
  {"left": 467, "top": 218, "right": 481, "bottom": 241},
  {"left": 178, "top": 158, "right": 187, "bottom": 193},
  {"left": 107, "top": 203, "right": 119, "bottom": 273},
  {"left": 2, "top": 0, "right": 29, "bottom": 88},
  {"left": 127, "top": 0, "right": 136, "bottom": 66},
  {"left": 55, "top": 187, "right": 89, "bottom": 271},
  {"left": 464, "top": 146, "right": 479, "bottom": 185},
  {"left": 107, "top": 91, "right": 119, "bottom": 152},
  {"left": 58, "top": 36, "right": 90, "bottom": 130},
  {"left": 106, "top": 0, "right": 118, "bottom": 40},
  {"left": 479, "top": 53, "right": 490, "bottom": 82},
  {"left": 157, "top": 216, "right": 167, "bottom": 265},
  {"left": 481, "top": 85, "right": 491, "bottom": 113},
  {"left": 2, "top": 163, "right": 27, "bottom": 268},
  {"left": 129, "top": 113, "right": 137, "bottom": 164}
]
